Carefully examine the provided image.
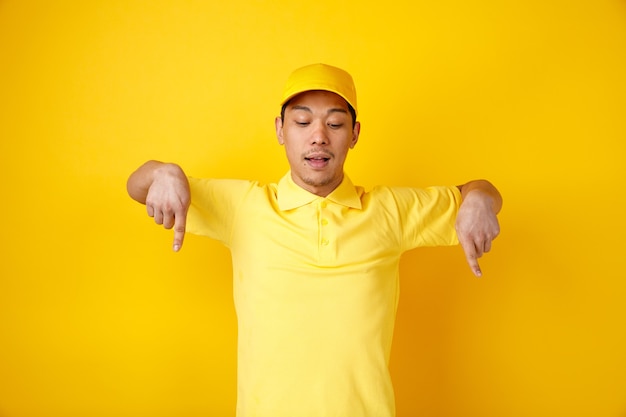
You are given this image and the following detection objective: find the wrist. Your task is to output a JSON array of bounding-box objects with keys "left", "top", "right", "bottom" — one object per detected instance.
[{"left": 459, "top": 180, "right": 502, "bottom": 214}]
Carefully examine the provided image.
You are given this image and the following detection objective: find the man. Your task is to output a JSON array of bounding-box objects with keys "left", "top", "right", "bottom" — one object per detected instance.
[{"left": 127, "top": 63, "right": 502, "bottom": 417}]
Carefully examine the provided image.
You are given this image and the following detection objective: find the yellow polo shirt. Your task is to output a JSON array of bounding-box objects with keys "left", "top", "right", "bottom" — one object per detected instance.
[{"left": 187, "top": 172, "right": 462, "bottom": 417}]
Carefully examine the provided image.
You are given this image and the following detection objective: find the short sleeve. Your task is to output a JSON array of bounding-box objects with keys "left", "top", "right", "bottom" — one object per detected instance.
[
  {"left": 387, "top": 185, "right": 462, "bottom": 251},
  {"left": 186, "top": 177, "right": 256, "bottom": 246}
]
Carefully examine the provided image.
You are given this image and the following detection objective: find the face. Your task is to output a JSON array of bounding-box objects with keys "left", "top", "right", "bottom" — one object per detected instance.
[{"left": 275, "top": 90, "right": 360, "bottom": 197}]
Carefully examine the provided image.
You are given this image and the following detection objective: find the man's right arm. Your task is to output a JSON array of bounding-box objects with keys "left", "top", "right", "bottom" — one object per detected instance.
[{"left": 127, "top": 160, "right": 191, "bottom": 252}]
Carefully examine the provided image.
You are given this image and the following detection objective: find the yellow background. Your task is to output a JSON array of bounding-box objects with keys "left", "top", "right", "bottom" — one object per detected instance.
[{"left": 1, "top": 1, "right": 625, "bottom": 416}]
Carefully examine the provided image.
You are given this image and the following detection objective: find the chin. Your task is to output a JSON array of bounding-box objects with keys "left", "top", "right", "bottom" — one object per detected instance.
[{"left": 302, "top": 173, "right": 335, "bottom": 187}]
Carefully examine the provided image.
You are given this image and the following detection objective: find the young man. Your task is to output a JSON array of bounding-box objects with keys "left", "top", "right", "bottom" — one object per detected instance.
[{"left": 127, "top": 63, "right": 502, "bottom": 417}]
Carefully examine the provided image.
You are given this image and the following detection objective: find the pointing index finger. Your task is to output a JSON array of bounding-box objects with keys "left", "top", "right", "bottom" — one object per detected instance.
[
  {"left": 468, "top": 256, "right": 482, "bottom": 278},
  {"left": 459, "top": 234, "right": 483, "bottom": 277},
  {"left": 172, "top": 209, "right": 187, "bottom": 252}
]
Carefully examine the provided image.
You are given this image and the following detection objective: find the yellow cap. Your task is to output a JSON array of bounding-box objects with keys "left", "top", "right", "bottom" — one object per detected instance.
[{"left": 280, "top": 63, "right": 358, "bottom": 115}]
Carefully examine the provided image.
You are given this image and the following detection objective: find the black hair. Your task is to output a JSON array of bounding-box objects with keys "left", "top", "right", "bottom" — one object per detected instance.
[{"left": 280, "top": 98, "right": 357, "bottom": 129}]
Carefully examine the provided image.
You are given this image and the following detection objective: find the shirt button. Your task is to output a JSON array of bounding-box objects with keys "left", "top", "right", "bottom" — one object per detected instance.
[
  {"left": 321, "top": 238, "right": 329, "bottom": 246},
  {"left": 320, "top": 201, "right": 328, "bottom": 209},
  {"left": 321, "top": 218, "right": 328, "bottom": 226}
]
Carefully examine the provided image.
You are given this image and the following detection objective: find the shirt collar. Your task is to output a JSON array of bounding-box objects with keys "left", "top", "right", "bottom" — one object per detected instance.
[{"left": 277, "top": 172, "right": 362, "bottom": 211}]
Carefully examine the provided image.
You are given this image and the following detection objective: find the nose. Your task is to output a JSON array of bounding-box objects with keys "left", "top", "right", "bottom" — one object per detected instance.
[{"left": 311, "top": 122, "right": 328, "bottom": 145}]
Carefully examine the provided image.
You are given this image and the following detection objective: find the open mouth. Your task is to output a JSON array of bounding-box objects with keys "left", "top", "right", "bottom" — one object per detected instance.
[{"left": 305, "top": 155, "right": 331, "bottom": 168}]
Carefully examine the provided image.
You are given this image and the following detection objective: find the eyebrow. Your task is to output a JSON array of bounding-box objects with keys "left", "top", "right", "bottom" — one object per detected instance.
[{"left": 291, "top": 105, "right": 348, "bottom": 115}]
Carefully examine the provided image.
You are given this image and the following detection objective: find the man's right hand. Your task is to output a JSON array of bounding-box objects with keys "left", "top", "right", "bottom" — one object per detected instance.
[{"left": 127, "top": 161, "right": 190, "bottom": 252}]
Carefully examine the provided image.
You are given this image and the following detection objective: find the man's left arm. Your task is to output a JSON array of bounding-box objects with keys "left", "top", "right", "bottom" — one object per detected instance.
[{"left": 456, "top": 180, "right": 503, "bottom": 277}]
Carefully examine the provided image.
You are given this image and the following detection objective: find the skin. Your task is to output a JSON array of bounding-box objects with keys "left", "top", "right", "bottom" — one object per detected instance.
[
  {"left": 127, "top": 160, "right": 190, "bottom": 252},
  {"left": 455, "top": 180, "right": 502, "bottom": 277},
  {"left": 127, "top": 90, "right": 502, "bottom": 276}
]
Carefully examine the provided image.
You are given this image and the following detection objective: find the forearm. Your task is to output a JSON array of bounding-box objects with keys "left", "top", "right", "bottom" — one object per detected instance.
[{"left": 457, "top": 179, "right": 502, "bottom": 214}]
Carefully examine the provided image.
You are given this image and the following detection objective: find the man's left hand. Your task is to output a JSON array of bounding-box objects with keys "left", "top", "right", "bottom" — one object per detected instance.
[{"left": 456, "top": 181, "right": 502, "bottom": 277}]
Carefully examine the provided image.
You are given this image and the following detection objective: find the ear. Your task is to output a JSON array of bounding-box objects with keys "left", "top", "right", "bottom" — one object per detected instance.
[
  {"left": 275, "top": 116, "right": 284, "bottom": 145},
  {"left": 350, "top": 121, "right": 361, "bottom": 149}
]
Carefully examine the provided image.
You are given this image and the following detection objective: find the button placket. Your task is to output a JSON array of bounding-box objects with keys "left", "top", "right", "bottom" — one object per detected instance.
[{"left": 319, "top": 199, "right": 329, "bottom": 249}]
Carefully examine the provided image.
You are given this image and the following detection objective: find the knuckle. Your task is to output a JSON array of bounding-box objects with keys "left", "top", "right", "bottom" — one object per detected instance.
[{"left": 175, "top": 199, "right": 190, "bottom": 212}]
